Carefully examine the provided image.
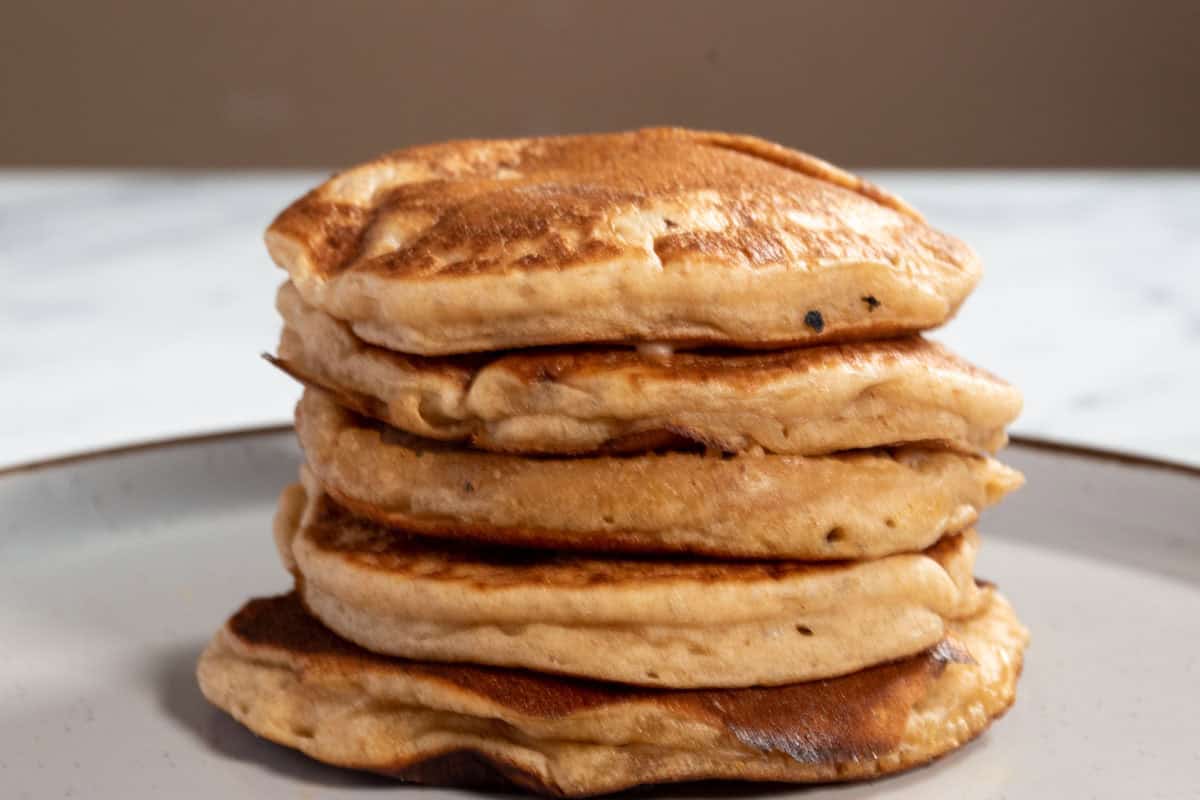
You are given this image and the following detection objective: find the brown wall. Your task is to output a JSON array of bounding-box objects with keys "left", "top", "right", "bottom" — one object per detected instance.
[{"left": 3, "top": 0, "right": 1198, "bottom": 167}]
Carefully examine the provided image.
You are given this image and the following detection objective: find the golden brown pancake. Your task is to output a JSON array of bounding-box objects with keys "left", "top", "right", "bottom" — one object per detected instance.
[
  {"left": 277, "top": 478, "right": 986, "bottom": 688},
  {"left": 197, "top": 589, "right": 1027, "bottom": 796},
  {"left": 265, "top": 128, "right": 981, "bottom": 355},
  {"left": 275, "top": 281, "right": 1022, "bottom": 455},
  {"left": 295, "top": 388, "right": 1022, "bottom": 559}
]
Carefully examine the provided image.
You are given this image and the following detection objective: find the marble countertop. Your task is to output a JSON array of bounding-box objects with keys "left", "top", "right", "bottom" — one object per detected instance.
[{"left": 2, "top": 170, "right": 1198, "bottom": 469}]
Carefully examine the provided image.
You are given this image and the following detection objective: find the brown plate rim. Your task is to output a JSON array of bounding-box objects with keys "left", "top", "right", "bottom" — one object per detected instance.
[{"left": 1, "top": 427, "right": 1197, "bottom": 481}]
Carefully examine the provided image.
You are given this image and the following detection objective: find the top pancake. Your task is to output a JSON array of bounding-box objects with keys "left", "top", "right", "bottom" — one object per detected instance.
[{"left": 266, "top": 128, "right": 981, "bottom": 355}]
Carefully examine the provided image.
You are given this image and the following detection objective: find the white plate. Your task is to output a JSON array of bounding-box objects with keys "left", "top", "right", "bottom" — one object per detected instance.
[{"left": 2, "top": 431, "right": 1198, "bottom": 798}]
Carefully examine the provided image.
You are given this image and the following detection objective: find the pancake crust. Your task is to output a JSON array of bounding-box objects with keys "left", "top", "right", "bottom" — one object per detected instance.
[
  {"left": 265, "top": 128, "right": 981, "bottom": 354},
  {"left": 275, "top": 281, "right": 1022, "bottom": 455},
  {"left": 197, "top": 589, "right": 1026, "bottom": 796},
  {"left": 295, "top": 388, "right": 1022, "bottom": 559},
  {"left": 279, "top": 479, "right": 985, "bottom": 688}
]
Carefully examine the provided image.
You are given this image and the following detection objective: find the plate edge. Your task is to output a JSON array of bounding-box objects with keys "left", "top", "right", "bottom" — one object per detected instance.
[
  {"left": 0, "top": 423, "right": 293, "bottom": 477},
  {"left": 2, "top": 428, "right": 1197, "bottom": 480}
]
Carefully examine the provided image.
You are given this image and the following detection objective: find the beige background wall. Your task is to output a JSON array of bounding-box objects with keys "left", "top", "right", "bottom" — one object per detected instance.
[{"left": 3, "top": 0, "right": 1198, "bottom": 167}]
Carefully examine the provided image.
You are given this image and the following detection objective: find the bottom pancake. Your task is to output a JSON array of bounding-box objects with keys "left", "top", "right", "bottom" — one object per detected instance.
[{"left": 197, "top": 589, "right": 1027, "bottom": 797}]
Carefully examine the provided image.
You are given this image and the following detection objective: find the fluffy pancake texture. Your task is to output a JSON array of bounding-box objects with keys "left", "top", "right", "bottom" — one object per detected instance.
[
  {"left": 197, "top": 589, "right": 1026, "bottom": 796},
  {"left": 295, "top": 388, "right": 1022, "bottom": 559},
  {"left": 200, "top": 126, "right": 1028, "bottom": 793},
  {"left": 265, "top": 128, "right": 981, "bottom": 354},
  {"left": 275, "top": 281, "right": 1022, "bottom": 455},
  {"left": 277, "top": 479, "right": 985, "bottom": 688}
]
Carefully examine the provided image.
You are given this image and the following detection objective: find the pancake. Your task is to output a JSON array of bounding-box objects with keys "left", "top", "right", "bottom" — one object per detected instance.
[
  {"left": 278, "top": 478, "right": 985, "bottom": 688},
  {"left": 275, "top": 281, "right": 1022, "bottom": 455},
  {"left": 265, "top": 128, "right": 981, "bottom": 355},
  {"left": 197, "top": 589, "right": 1026, "bottom": 796},
  {"left": 296, "top": 388, "right": 1022, "bottom": 559}
]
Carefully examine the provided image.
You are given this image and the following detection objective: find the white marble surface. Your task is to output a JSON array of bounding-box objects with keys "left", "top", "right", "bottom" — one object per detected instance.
[{"left": 1, "top": 169, "right": 1198, "bottom": 468}]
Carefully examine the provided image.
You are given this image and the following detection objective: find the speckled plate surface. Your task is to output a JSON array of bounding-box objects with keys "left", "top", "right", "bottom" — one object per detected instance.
[{"left": 1, "top": 430, "right": 1197, "bottom": 798}]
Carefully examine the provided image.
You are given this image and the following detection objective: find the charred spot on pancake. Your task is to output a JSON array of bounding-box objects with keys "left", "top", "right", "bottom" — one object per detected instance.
[
  {"left": 824, "top": 527, "right": 845, "bottom": 544},
  {"left": 462, "top": 480, "right": 476, "bottom": 494},
  {"left": 384, "top": 750, "right": 532, "bottom": 793},
  {"left": 862, "top": 295, "right": 881, "bottom": 311},
  {"left": 229, "top": 592, "right": 355, "bottom": 658},
  {"left": 803, "top": 310, "right": 825, "bottom": 332},
  {"left": 228, "top": 593, "right": 958, "bottom": 741},
  {"left": 794, "top": 625, "right": 814, "bottom": 636}
]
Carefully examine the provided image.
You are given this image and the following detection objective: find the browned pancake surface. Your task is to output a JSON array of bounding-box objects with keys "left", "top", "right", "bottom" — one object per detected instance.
[
  {"left": 200, "top": 590, "right": 1027, "bottom": 795},
  {"left": 302, "top": 488, "right": 870, "bottom": 588},
  {"left": 270, "top": 129, "right": 937, "bottom": 283},
  {"left": 267, "top": 128, "right": 980, "bottom": 353},
  {"left": 231, "top": 593, "right": 968, "bottom": 762}
]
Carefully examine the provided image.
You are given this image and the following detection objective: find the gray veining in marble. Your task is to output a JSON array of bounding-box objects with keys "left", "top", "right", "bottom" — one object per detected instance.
[{"left": 1, "top": 170, "right": 1198, "bottom": 467}]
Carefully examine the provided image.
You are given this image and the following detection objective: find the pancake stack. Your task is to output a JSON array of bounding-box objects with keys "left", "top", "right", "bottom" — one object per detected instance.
[{"left": 199, "top": 128, "right": 1029, "bottom": 796}]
